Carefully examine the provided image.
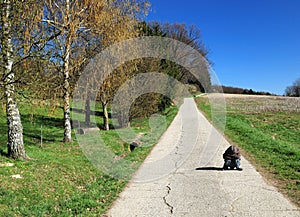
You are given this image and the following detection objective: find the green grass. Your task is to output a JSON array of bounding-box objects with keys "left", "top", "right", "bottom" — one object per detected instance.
[
  {"left": 0, "top": 100, "right": 178, "bottom": 216},
  {"left": 196, "top": 95, "right": 300, "bottom": 207}
]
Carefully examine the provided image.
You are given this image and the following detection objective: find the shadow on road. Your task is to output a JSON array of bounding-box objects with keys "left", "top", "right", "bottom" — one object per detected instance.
[{"left": 195, "top": 167, "right": 223, "bottom": 171}]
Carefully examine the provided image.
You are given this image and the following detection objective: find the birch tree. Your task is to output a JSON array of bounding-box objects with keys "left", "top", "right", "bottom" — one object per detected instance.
[
  {"left": 0, "top": 0, "right": 43, "bottom": 159},
  {"left": 42, "top": 0, "right": 149, "bottom": 140},
  {"left": 42, "top": 0, "right": 106, "bottom": 143}
]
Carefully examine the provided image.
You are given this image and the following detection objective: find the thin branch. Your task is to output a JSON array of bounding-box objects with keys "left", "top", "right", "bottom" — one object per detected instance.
[{"left": 41, "top": 19, "right": 64, "bottom": 31}]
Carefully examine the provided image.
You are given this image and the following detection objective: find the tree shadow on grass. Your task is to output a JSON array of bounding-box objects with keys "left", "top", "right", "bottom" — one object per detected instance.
[
  {"left": 22, "top": 114, "right": 64, "bottom": 128},
  {"left": 70, "top": 107, "right": 112, "bottom": 118},
  {"left": 0, "top": 123, "right": 8, "bottom": 156},
  {"left": 0, "top": 149, "right": 8, "bottom": 157},
  {"left": 21, "top": 114, "right": 64, "bottom": 145},
  {"left": 0, "top": 114, "right": 66, "bottom": 157}
]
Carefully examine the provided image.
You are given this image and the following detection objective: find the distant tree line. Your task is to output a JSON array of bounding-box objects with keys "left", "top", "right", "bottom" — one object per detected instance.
[
  {"left": 212, "top": 85, "right": 274, "bottom": 96},
  {"left": 285, "top": 78, "right": 300, "bottom": 97}
]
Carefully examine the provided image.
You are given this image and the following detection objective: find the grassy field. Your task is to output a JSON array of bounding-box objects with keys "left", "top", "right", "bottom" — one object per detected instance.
[
  {"left": 0, "top": 101, "right": 178, "bottom": 216},
  {"left": 1, "top": 94, "right": 299, "bottom": 215},
  {"left": 196, "top": 94, "right": 300, "bottom": 207}
]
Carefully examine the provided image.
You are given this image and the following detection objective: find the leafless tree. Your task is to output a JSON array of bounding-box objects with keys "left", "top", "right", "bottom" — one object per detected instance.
[{"left": 285, "top": 78, "right": 300, "bottom": 97}]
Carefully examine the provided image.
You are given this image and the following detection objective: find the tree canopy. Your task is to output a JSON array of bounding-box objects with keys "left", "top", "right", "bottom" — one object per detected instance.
[{"left": 0, "top": 0, "right": 213, "bottom": 159}]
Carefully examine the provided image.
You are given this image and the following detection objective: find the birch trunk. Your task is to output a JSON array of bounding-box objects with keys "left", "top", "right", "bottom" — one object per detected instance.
[
  {"left": 2, "top": 0, "right": 28, "bottom": 159},
  {"left": 63, "top": 39, "right": 72, "bottom": 143},
  {"left": 5, "top": 81, "right": 27, "bottom": 159},
  {"left": 63, "top": 0, "right": 72, "bottom": 143},
  {"left": 102, "top": 102, "right": 109, "bottom": 130}
]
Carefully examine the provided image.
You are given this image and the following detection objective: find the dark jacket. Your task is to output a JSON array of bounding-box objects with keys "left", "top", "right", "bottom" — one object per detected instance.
[{"left": 223, "top": 146, "right": 241, "bottom": 160}]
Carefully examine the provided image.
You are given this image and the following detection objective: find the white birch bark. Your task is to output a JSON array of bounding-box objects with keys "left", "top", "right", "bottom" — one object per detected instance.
[
  {"left": 2, "top": 0, "right": 28, "bottom": 159},
  {"left": 102, "top": 101, "right": 109, "bottom": 131},
  {"left": 63, "top": 0, "right": 72, "bottom": 143}
]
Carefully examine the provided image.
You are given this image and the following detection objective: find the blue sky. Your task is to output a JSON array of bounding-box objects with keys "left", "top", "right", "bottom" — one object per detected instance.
[{"left": 145, "top": 0, "right": 300, "bottom": 95}]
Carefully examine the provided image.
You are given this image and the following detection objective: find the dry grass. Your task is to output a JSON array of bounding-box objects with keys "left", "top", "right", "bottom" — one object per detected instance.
[{"left": 224, "top": 94, "right": 300, "bottom": 113}]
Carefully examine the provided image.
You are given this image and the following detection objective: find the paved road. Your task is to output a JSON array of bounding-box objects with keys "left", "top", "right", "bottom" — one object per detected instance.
[{"left": 106, "top": 98, "right": 300, "bottom": 217}]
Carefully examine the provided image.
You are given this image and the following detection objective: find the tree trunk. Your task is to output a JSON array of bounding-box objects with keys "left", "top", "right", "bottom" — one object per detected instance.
[
  {"left": 6, "top": 85, "right": 27, "bottom": 159},
  {"left": 63, "top": 0, "right": 72, "bottom": 143},
  {"left": 85, "top": 95, "right": 91, "bottom": 126},
  {"left": 63, "top": 83, "right": 72, "bottom": 143},
  {"left": 63, "top": 48, "right": 72, "bottom": 143},
  {"left": 62, "top": 40, "right": 72, "bottom": 142},
  {"left": 102, "top": 102, "right": 109, "bottom": 130},
  {"left": 2, "top": 0, "right": 28, "bottom": 159}
]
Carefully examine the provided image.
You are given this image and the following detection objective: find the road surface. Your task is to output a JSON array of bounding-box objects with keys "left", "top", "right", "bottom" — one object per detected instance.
[{"left": 106, "top": 98, "right": 300, "bottom": 217}]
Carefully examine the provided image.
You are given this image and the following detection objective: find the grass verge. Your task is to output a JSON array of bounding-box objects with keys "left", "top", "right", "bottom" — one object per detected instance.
[{"left": 0, "top": 101, "right": 178, "bottom": 216}]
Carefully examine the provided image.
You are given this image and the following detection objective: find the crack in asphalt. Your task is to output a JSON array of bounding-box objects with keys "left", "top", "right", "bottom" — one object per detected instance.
[{"left": 163, "top": 184, "right": 174, "bottom": 214}]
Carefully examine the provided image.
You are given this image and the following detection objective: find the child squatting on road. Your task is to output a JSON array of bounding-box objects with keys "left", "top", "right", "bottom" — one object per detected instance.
[{"left": 222, "top": 145, "right": 243, "bottom": 171}]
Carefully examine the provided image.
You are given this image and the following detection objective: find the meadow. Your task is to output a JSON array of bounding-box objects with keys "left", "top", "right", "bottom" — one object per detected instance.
[
  {"left": 0, "top": 100, "right": 178, "bottom": 216},
  {"left": 1, "top": 94, "right": 299, "bottom": 215},
  {"left": 196, "top": 94, "right": 300, "bottom": 207}
]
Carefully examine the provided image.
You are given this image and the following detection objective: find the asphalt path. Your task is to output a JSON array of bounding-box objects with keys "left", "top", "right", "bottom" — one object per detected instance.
[{"left": 106, "top": 98, "right": 300, "bottom": 217}]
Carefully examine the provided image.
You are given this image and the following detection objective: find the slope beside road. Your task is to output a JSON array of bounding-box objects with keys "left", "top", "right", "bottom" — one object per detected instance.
[{"left": 106, "top": 98, "right": 300, "bottom": 217}]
